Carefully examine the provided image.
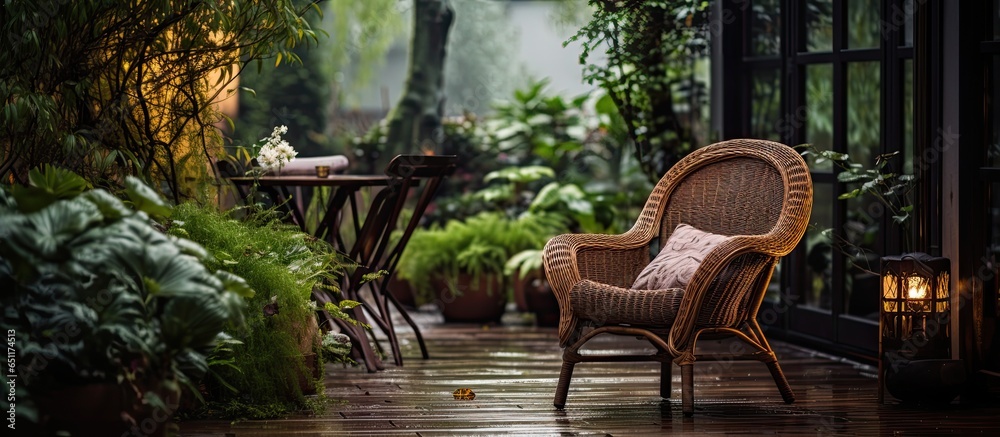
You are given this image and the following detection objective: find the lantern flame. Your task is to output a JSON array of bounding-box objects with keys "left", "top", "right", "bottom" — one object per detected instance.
[{"left": 906, "top": 277, "right": 927, "bottom": 300}]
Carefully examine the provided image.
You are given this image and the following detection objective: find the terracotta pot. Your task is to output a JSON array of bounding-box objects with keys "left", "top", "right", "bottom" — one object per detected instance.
[
  {"left": 36, "top": 382, "right": 178, "bottom": 437},
  {"left": 434, "top": 273, "right": 507, "bottom": 324},
  {"left": 293, "top": 315, "right": 322, "bottom": 395},
  {"left": 297, "top": 352, "right": 322, "bottom": 395},
  {"left": 511, "top": 271, "right": 532, "bottom": 312},
  {"left": 524, "top": 277, "right": 560, "bottom": 327}
]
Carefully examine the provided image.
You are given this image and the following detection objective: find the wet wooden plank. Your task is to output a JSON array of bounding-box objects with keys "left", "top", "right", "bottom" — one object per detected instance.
[{"left": 180, "top": 312, "right": 1000, "bottom": 436}]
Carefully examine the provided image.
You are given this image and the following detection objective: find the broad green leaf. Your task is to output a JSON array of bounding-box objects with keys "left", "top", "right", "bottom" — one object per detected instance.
[
  {"left": 215, "top": 270, "right": 255, "bottom": 298},
  {"left": 503, "top": 249, "right": 543, "bottom": 277},
  {"left": 17, "top": 198, "right": 103, "bottom": 260},
  {"left": 528, "top": 182, "right": 561, "bottom": 211},
  {"left": 10, "top": 185, "right": 59, "bottom": 213},
  {"left": 28, "top": 164, "right": 89, "bottom": 197},
  {"left": 11, "top": 165, "right": 90, "bottom": 212},
  {"left": 837, "top": 189, "right": 861, "bottom": 200},
  {"left": 474, "top": 185, "right": 514, "bottom": 203},
  {"left": 819, "top": 150, "right": 849, "bottom": 161},
  {"left": 836, "top": 171, "right": 868, "bottom": 183},
  {"left": 338, "top": 299, "right": 361, "bottom": 310},
  {"left": 124, "top": 176, "right": 172, "bottom": 219},
  {"left": 82, "top": 189, "right": 131, "bottom": 220},
  {"left": 169, "top": 235, "right": 209, "bottom": 259},
  {"left": 484, "top": 166, "right": 555, "bottom": 184},
  {"left": 161, "top": 293, "right": 230, "bottom": 348},
  {"left": 594, "top": 93, "right": 618, "bottom": 116}
]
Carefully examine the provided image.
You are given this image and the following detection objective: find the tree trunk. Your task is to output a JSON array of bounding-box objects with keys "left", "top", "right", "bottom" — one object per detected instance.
[{"left": 380, "top": 0, "right": 454, "bottom": 171}]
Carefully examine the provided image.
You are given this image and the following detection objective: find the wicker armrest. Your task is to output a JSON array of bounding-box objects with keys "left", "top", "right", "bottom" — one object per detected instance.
[
  {"left": 543, "top": 231, "right": 653, "bottom": 344},
  {"left": 543, "top": 232, "right": 651, "bottom": 287},
  {"left": 666, "top": 236, "right": 776, "bottom": 354}
]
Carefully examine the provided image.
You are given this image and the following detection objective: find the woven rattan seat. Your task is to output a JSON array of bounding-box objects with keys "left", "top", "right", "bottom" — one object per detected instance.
[
  {"left": 542, "top": 139, "right": 813, "bottom": 416},
  {"left": 570, "top": 280, "right": 684, "bottom": 327}
]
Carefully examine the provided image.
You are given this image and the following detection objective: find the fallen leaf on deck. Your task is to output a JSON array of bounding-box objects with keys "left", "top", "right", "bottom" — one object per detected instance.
[{"left": 453, "top": 388, "right": 476, "bottom": 400}]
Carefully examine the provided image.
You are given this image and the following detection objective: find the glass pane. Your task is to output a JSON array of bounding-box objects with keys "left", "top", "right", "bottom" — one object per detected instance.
[
  {"left": 904, "top": 59, "right": 914, "bottom": 174},
  {"left": 847, "top": 62, "right": 880, "bottom": 169},
  {"left": 804, "top": 182, "right": 834, "bottom": 310},
  {"left": 806, "top": 63, "right": 834, "bottom": 172},
  {"left": 805, "top": 0, "right": 834, "bottom": 52},
  {"left": 847, "top": 0, "right": 880, "bottom": 49},
  {"left": 903, "top": 0, "right": 915, "bottom": 47},
  {"left": 995, "top": 0, "right": 1000, "bottom": 40},
  {"left": 766, "top": 262, "right": 781, "bottom": 301},
  {"left": 992, "top": 57, "right": 1000, "bottom": 167},
  {"left": 843, "top": 61, "right": 881, "bottom": 319},
  {"left": 843, "top": 195, "right": 881, "bottom": 319},
  {"left": 751, "top": 68, "right": 781, "bottom": 141},
  {"left": 750, "top": 0, "right": 781, "bottom": 56}
]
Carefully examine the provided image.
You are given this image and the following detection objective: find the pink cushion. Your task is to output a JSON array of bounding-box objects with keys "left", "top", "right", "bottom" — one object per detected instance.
[
  {"left": 631, "top": 224, "right": 731, "bottom": 290},
  {"left": 270, "top": 155, "right": 349, "bottom": 175}
]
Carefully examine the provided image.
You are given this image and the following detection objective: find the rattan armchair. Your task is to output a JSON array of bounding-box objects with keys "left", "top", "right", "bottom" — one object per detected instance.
[{"left": 542, "top": 139, "right": 813, "bottom": 416}]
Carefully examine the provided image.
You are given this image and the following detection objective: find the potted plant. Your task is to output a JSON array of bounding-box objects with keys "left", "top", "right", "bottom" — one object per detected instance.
[
  {"left": 0, "top": 166, "right": 251, "bottom": 436},
  {"left": 397, "top": 212, "right": 564, "bottom": 323},
  {"left": 505, "top": 249, "right": 559, "bottom": 326}
]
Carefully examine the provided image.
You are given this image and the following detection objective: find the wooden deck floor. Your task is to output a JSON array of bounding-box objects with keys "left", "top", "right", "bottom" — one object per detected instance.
[{"left": 180, "top": 311, "right": 1000, "bottom": 436}]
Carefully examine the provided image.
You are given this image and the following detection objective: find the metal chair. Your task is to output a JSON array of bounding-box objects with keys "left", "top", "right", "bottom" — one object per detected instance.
[
  {"left": 320, "top": 154, "right": 457, "bottom": 367},
  {"left": 542, "top": 139, "right": 813, "bottom": 415}
]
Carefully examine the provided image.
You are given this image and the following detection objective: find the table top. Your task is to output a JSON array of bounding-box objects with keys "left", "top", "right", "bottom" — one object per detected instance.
[{"left": 227, "top": 174, "right": 391, "bottom": 187}]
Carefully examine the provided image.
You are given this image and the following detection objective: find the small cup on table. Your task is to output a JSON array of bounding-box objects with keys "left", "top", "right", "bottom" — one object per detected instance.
[{"left": 315, "top": 165, "right": 331, "bottom": 178}]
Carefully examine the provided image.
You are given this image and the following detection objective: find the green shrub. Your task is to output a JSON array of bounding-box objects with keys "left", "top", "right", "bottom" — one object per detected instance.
[
  {"left": 169, "top": 203, "right": 348, "bottom": 419},
  {"left": 0, "top": 167, "right": 249, "bottom": 432}
]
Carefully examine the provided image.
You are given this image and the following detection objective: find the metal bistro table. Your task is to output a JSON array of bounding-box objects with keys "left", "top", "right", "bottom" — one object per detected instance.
[{"left": 225, "top": 155, "right": 456, "bottom": 372}]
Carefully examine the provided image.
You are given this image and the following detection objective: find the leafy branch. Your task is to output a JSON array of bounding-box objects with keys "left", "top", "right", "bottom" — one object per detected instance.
[{"left": 801, "top": 146, "right": 917, "bottom": 271}]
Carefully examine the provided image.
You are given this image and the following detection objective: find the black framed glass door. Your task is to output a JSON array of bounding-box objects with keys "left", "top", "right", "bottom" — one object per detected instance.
[{"left": 722, "top": 0, "right": 917, "bottom": 359}]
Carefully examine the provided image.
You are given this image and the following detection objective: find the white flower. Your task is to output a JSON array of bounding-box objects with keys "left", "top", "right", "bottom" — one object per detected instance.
[{"left": 256, "top": 125, "right": 297, "bottom": 171}]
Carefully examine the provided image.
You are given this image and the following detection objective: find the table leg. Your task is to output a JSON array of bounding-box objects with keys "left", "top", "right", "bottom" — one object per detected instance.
[{"left": 382, "top": 279, "right": 430, "bottom": 360}]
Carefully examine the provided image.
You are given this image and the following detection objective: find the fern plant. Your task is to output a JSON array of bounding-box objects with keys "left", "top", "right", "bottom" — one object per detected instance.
[
  {"left": 397, "top": 212, "right": 567, "bottom": 304},
  {"left": 168, "top": 203, "right": 351, "bottom": 419}
]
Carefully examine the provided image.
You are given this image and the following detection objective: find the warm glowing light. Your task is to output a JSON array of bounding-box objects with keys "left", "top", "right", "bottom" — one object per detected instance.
[
  {"left": 906, "top": 278, "right": 927, "bottom": 299},
  {"left": 906, "top": 276, "right": 929, "bottom": 312}
]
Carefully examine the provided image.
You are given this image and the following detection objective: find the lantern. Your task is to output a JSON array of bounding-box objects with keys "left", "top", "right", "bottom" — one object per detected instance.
[{"left": 878, "top": 253, "right": 964, "bottom": 404}]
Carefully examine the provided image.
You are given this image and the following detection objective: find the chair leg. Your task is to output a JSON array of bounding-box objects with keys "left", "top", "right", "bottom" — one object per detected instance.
[
  {"left": 765, "top": 360, "right": 795, "bottom": 404},
  {"left": 554, "top": 361, "right": 575, "bottom": 409},
  {"left": 660, "top": 362, "right": 672, "bottom": 398},
  {"left": 681, "top": 363, "right": 694, "bottom": 416}
]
